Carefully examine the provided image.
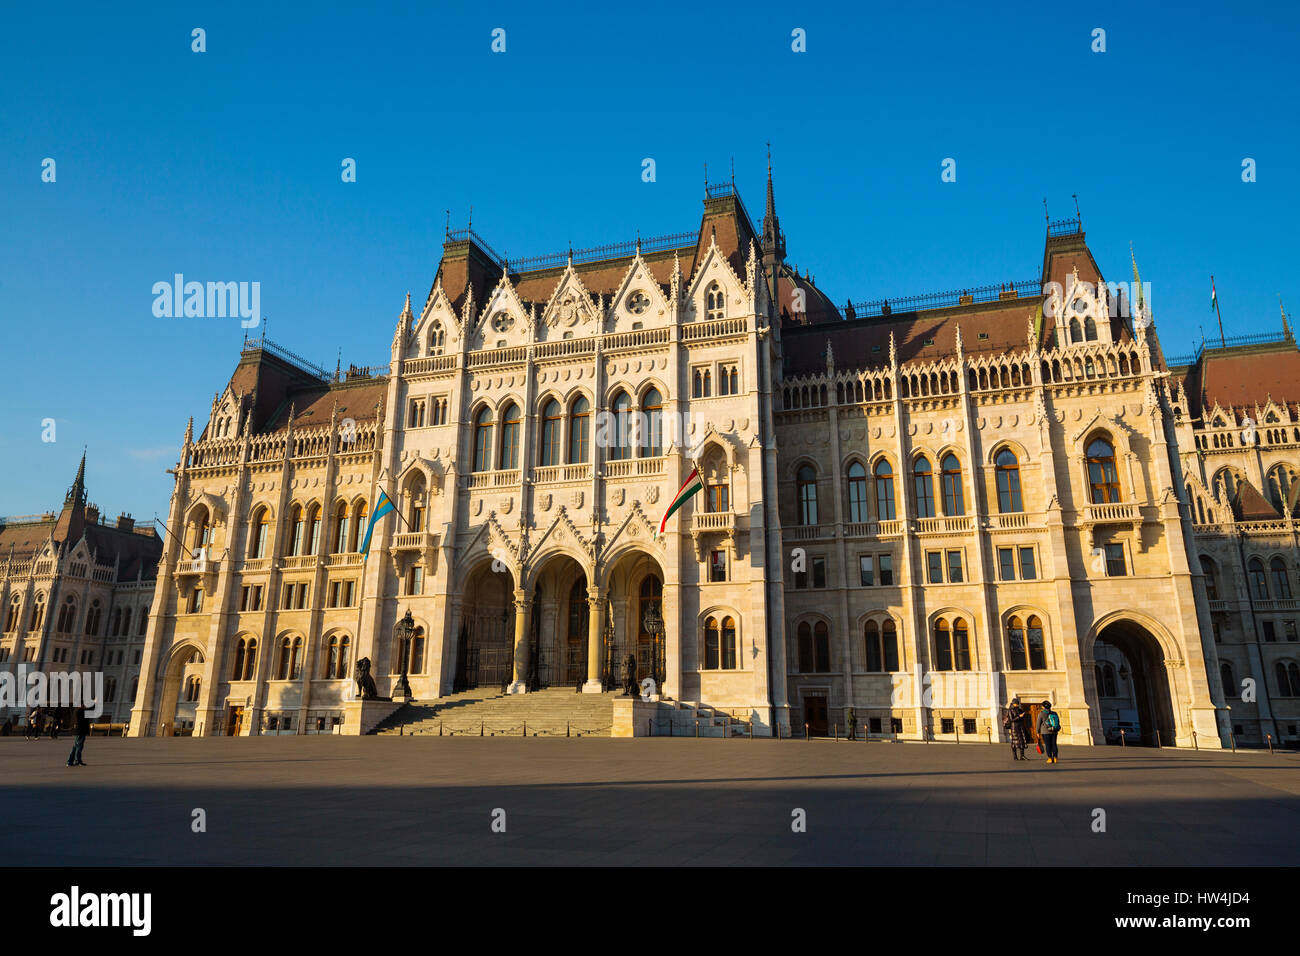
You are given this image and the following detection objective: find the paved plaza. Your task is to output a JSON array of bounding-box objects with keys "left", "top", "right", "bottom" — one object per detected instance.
[{"left": 1, "top": 737, "right": 1297, "bottom": 866}]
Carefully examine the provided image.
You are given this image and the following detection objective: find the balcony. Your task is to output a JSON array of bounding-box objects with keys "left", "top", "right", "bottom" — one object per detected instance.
[
  {"left": 604, "top": 456, "right": 666, "bottom": 478},
  {"left": 326, "top": 552, "right": 364, "bottom": 569},
  {"left": 391, "top": 531, "right": 438, "bottom": 552},
  {"left": 279, "top": 555, "right": 319, "bottom": 571},
  {"left": 175, "top": 554, "right": 219, "bottom": 577},
  {"left": 692, "top": 511, "right": 735, "bottom": 534},
  {"left": 843, "top": 520, "right": 905, "bottom": 539},
  {"left": 986, "top": 512, "right": 1036, "bottom": 532},
  {"left": 1080, "top": 500, "right": 1143, "bottom": 549},
  {"left": 787, "top": 525, "right": 826, "bottom": 542},
  {"left": 1255, "top": 598, "right": 1300, "bottom": 612},
  {"left": 534, "top": 463, "right": 593, "bottom": 484},
  {"left": 237, "top": 558, "right": 271, "bottom": 573},
  {"left": 466, "top": 469, "right": 520, "bottom": 490},
  {"left": 916, "top": 515, "right": 975, "bottom": 535}
]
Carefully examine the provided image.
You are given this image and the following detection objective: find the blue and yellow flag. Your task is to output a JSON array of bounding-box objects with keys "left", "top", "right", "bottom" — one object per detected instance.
[{"left": 359, "top": 489, "right": 397, "bottom": 558}]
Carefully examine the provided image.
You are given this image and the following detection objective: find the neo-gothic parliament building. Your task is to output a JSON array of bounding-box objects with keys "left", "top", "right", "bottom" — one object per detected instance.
[{"left": 125, "top": 169, "right": 1300, "bottom": 747}]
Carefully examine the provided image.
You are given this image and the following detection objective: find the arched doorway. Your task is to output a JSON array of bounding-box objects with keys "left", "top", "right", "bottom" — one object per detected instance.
[
  {"left": 1092, "top": 619, "right": 1177, "bottom": 747},
  {"left": 526, "top": 554, "right": 589, "bottom": 689},
  {"left": 602, "top": 549, "right": 667, "bottom": 693},
  {"left": 454, "top": 561, "right": 516, "bottom": 692},
  {"left": 158, "top": 644, "right": 205, "bottom": 737}
]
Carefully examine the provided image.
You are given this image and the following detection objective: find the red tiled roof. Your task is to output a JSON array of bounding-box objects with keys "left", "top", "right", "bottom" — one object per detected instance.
[{"left": 1185, "top": 342, "right": 1300, "bottom": 417}]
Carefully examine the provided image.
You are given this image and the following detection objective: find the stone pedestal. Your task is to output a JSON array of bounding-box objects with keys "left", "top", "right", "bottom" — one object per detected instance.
[
  {"left": 581, "top": 679, "right": 604, "bottom": 694},
  {"left": 507, "top": 681, "right": 528, "bottom": 695},
  {"left": 342, "top": 698, "right": 404, "bottom": 736}
]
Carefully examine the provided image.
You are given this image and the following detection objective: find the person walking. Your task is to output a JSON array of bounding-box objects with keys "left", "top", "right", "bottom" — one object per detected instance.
[
  {"left": 67, "top": 706, "right": 90, "bottom": 767},
  {"left": 1037, "top": 700, "right": 1061, "bottom": 764},
  {"left": 845, "top": 706, "right": 857, "bottom": 741},
  {"left": 1005, "top": 697, "right": 1029, "bottom": 760},
  {"left": 26, "top": 707, "right": 42, "bottom": 740}
]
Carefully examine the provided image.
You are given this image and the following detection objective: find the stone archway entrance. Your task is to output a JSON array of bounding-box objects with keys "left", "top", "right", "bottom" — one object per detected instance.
[
  {"left": 454, "top": 561, "right": 516, "bottom": 692},
  {"left": 527, "top": 554, "right": 589, "bottom": 690},
  {"left": 158, "top": 645, "right": 205, "bottom": 737},
  {"left": 1093, "top": 619, "right": 1177, "bottom": 747}
]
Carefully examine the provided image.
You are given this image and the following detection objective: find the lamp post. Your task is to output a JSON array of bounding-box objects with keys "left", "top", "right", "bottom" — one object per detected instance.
[
  {"left": 392, "top": 608, "right": 414, "bottom": 702},
  {"left": 602, "top": 600, "right": 616, "bottom": 690},
  {"left": 642, "top": 600, "right": 665, "bottom": 696}
]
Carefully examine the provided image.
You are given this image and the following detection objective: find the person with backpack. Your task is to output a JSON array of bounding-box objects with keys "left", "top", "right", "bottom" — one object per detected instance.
[
  {"left": 1004, "top": 697, "right": 1029, "bottom": 760},
  {"left": 1037, "top": 700, "right": 1061, "bottom": 763}
]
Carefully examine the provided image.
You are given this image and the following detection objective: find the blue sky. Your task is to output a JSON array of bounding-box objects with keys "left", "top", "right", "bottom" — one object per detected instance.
[{"left": 1, "top": 0, "right": 1297, "bottom": 524}]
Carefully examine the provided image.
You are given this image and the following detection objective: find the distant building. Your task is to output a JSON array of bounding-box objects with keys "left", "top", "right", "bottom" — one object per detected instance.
[
  {"left": 1, "top": 454, "right": 162, "bottom": 726},
  {"left": 129, "top": 170, "right": 1300, "bottom": 746}
]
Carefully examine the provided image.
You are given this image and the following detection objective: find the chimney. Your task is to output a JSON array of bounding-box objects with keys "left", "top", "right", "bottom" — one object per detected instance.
[
  {"left": 85, "top": 504, "right": 100, "bottom": 524},
  {"left": 117, "top": 513, "right": 135, "bottom": 533}
]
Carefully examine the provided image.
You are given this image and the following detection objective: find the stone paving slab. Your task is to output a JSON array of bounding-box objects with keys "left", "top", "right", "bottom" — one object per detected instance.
[{"left": 0, "top": 738, "right": 1296, "bottom": 866}]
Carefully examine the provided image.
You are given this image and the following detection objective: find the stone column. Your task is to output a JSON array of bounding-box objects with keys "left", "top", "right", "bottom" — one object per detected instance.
[
  {"left": 508, "top": 587, "right": 530, "bottom": 694},
  {"left": 583, "top": 586, "right": 604, "bottom": 692}
]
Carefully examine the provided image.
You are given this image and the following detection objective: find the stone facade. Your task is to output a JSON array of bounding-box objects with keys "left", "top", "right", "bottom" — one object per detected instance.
[
  {"left": 128, "top": 175, "right": 1300, "bottom": 747},
  {"left": 0, "top": 455, "right": 162, "bottom": 727}
]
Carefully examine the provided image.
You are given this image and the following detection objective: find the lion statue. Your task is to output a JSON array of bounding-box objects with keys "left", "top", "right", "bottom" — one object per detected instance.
[{"left": 354, "top": 657, "right": 379, "bottom": 700}]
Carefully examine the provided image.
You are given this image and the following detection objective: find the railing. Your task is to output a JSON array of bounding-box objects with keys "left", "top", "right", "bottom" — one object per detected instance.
[
  {"left": 403, "top": 354, "right": 457, "bottom": 375},
  {"left": 692, "top": 511, "right": 734, "bottom": 533},
  {"left": 842, "top": 279, "right": 1041, "bottom": 321},
  {"left": 1235, "top": 519, "right": 1294, "bottom": 535},
  {"left": 603, "top": 457, "right": 665, "bottom": 478},
  {"left": 468, "top": 345, "right": 527, "bottom": 367},
  {"left": 916, "top": 515, "right": 975, "bottom": 535},
  {"left": 1083, "top": 502, "right": 1140, "bottom": 523},
  {"left": 787, "top": 525, "right": 825, "bottom": 541},
  {"left": 466, "top": 469, "right": 520, "bottom": 489},
  {"left": 1207, "top": 600, "right": 1229, "bottom": 614},
  {"left": 445, "top": 228, "right": 507, "bottom": 270},
  {"left": 279, "top": 555, "right": 318, "bottom": 571},
  {"left": 326, "top": 552, "right": 363, "bottom": 568},
  {"left": 987, "top": 512, "right": 1035, "bottom": 531},
  {"left": 534, "top": 463, "right": 592, "bottom": 484},
  {"left": 1048, "top": 217, "right": 1082, "bottom": 237},
  {"left": 241, "top": 337, "right": 332, "bottom": 381},
  {"left": 681, "top": 317, "right": 748, "bottom": 340},
  {"left": 176, "top": 556, "right": 218, "bottom": 575},
  {"left": 391, "top": 531, "right": 437, "bottom": 551},
  {"left": 535, "top": 337, "right": 597, "bottom": 360},
  {"left": 1255, "top": 598, "right": 1300, "bottom": 612},
  {"left": 843, "top": 520, "right": 905, "bottom": 538},
  {"left": 508, "top": 230, "right": 696, "bottom": 273},
  {"left": 604, "top": 327, "right": 670, "bottom": 351},
  {"left": 237, "top": 558, "right": 271, "bottom": 573},
  {"left": 1164, "top": 329, "right": 1294, "bottom": 369}
]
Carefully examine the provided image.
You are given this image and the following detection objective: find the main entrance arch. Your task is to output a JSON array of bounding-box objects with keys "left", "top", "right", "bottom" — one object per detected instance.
[
  {"left": 1090, "top": 616, "right": 1178, "bottom": 747},
  {"left": 527, "top": 553, "right": 590, "bottom": 689},
  {"left": 157, "top": 643, "right": 205, "bottom": 737},
  {"left": 453, "top": 560, "right": 516, "bottom": 692},
  {"left": 602, "top": 548, "right": 666, "bottom": 693}
]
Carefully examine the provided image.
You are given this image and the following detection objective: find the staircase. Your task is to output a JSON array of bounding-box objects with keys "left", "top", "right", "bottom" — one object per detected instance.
[
  {"left": 649, "top": 700, "right": 752, "bottom": 737},
  {"left": 370, "top": 686, "right": 620, "bottom": 736}
]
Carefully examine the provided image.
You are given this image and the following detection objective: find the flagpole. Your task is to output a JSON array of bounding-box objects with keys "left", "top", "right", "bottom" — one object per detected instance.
[{"left": 1212, "top": 275, "right": 1226, "bottom": 347}]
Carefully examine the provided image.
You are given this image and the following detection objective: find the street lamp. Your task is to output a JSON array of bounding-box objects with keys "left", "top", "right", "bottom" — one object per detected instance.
[
  {"left": 602, "top": 600, "right": 616, "bottom": 690},
  {"left": 392, "top": 608, "right": 414, "bottom": 701},
  {"left": 642, "top": 600, "right": 665, "bottom": 694}
]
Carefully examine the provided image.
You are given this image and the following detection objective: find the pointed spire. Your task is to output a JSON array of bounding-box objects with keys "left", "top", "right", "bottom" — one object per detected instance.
[
  {"left": 761, "top": 143, "right": 785, "bottom": 261},
  {"left": 888, "top": 331, "right": 897, "bottom": 369},
  {"left": 954, "top": 323, "right": 964, "bottom": 357},
  {"left": 1281, "top": 294, "right": 1291, "bottom": 338},
  {"left": 66, "top": 448, "right": 88, "bottom": 506}
]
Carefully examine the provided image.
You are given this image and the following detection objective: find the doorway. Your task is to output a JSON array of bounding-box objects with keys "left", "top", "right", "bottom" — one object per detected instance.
[
  {"left": 226, "top": 705, "right": 245, "bottom": 737},
  {"left": 802, "top": 695, "right": 829, "bottom": 737},
  {"left": 1094, "top": 620, "right": 1177, "bottom": 747}
]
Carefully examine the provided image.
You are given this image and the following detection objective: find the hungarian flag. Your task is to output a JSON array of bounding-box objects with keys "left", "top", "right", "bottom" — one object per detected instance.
[
  {"left": 657, "top": 467, "right": 703, "bottom": 537},
  {"left": 1211, "top": 277, "right": 1218, "bottom": 313}
]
